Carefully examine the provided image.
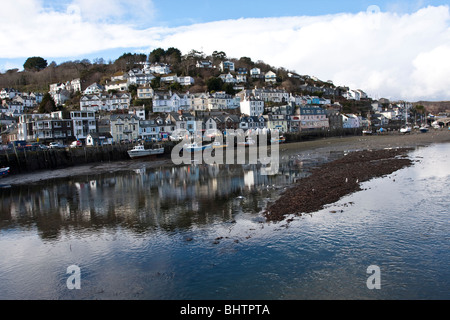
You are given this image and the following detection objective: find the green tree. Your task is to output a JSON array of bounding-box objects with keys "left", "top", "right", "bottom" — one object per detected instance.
[
  {"left": 206, "top": 77, "right": 223, "bottom": 92},
  {"left": 222, "top": 83, "right": 236, "bottom": 95},
  {"left": 149, "top": 48, "right": 166, "bottom": 63},
  {"left": 38, "top": 93, "right": 57, "bottom": 113},
  {"left": 23, "top": 57, "right": 48, "bottom": 71}
]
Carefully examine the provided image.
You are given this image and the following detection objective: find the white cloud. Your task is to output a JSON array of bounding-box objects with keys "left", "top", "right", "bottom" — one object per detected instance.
[{"left": 1, "top": 1, "right": 449, "bottom": 101}]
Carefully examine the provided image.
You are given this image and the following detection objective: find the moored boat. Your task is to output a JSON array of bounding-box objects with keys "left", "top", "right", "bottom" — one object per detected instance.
[
  {"left": 238, "top": 137, "right": 256, "bottom": 147},
  {"left": 212, "top": 141, "right": 228, "bottom": 149},
  {"left": 128, "top": 144, "right": 164, "bottom": 159},
  {"left": 400, "top": 126, "right": 412, "bottom": 134},
  {"left": 271, "top": 136, "right": 286, "bottom": 143},
  {"left": 183, "top": 142, "right": 212, "bottom": 152},
  {"left": 0, "top": 167, "right": 10, "bottom": 178}
]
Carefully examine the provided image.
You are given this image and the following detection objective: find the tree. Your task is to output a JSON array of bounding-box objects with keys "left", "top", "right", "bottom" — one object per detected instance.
[
  {"left": 206, "top": 77, "right": 223, "bottom": 92},
  {"left": 39, "top": 93, "right": 57, "bottom": 113},
  {"left": 149, "top": 48, "right": 166, "bottom": 63},
  {"left": 23, "top": 57, "right": 48, "bottom": 71},
  {"left": 222, "top": 83, "right": 236, "bottom": 95},
  {"left": 212, "top": 51, "right": 227, "bottom": 61}
]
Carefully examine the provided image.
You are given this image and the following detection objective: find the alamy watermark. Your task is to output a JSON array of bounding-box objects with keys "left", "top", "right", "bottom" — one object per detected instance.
[
  {"left": 366, "top": 265, "right": 381, "bottom": 290},
  {"left": 66, "top": 265, "right": 81, "bottom": 290},
  {"left": 170, "top": 127, "right": 280, "bottom": 176}
]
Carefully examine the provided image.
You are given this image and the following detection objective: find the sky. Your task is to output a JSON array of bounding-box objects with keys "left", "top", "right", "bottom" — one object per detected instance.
[{"left": 1, "top": 0, "right": 450, "bottom": 101}]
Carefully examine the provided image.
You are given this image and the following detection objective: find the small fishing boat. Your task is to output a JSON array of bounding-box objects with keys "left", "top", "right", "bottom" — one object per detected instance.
[
  {"left": 400, "top": 126, "right": 412, "bottom": 134},
  {"left": 183, "top": 142, "right": 212, "bottom": 152},
  {"left": 271, "top": 136, "right": 286, "bottom": 143},
  {"left": 419, "top": 126, "right": 429, "bottom": 133},
  {"left": 0, "top": 167, "right": 10, "bottom": 178},
  {"left": 128, "top": 144, "right": 164, "bottom": 159},
  {"left": 212, "top": 141, "right": 228, "bottom": 149},
  {"left": 238, "top": 137, "right": 256, "bottom": 147}
]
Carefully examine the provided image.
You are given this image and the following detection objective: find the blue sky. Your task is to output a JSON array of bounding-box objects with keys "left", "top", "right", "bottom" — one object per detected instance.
[{"left": 1, "top": 0, "right": 450, "bottom": 101}]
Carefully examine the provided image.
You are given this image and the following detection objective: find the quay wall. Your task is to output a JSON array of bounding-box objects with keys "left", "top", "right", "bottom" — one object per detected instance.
[{"left": 0, "top": 143, "right": 172, "bottom": 176}]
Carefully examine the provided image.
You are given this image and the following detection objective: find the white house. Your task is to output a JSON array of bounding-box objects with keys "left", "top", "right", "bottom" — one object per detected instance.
[
  {"left": 147, "top": 63, "right": 171, "bottom": 75},
  {"left": 70, "top": 111, "right": 97, "bottom": 141},
  {"left": 177, "top": 76, "right": 195, "bottom": 86},
  {"left": 342, "top": 114, "right": 360, "bottom": 128},
  {"left": 250, "top": 68, "right": 262, "bottom": 79},
  {"left": 105, "top": 80, "right": 128, "bottom": 92},
  {"left": 137, "top": 85, "right": 154, "bottom": 99},
  {"left": 196, "top": 60, "right": 213, "bottom": 68},
  {"left": 84, "top": 83, "right": 104, "bottom": 95},
  {"left": 190, "top": 93, "right": 210, "bottom": 111},
  {"left": 153, "top": 92, "right": 190, "bottom": 113},
  {"left": 219, "top": 61, "right": 235, "bottom": 72},
  {"left": 160, "top": 74, "right": 178, "bottom": 84},
  {"left": 127, "top": 69, "right": 155, "bottom": 86},
  {"left": 240, "top": 96, "right": 264, "bottom": 117},
  {"left": 219, "top": 73, "right": 237, "bottom": 84},
  {"left": 265, "top": 71, "right": 277, "bottom": 83}
]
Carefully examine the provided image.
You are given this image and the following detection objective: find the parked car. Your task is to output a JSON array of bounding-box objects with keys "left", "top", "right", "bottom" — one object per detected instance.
[
  {"left": 70, "top": 140, "right": 82, "bottom": 148},
  {"left": 49, "top": 142, "right": 65, "bottom": 149}
]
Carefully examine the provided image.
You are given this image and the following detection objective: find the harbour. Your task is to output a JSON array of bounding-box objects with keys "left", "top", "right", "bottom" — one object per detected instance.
[{"left": 0, "top": 132, "right": 449, "bottom": 300}]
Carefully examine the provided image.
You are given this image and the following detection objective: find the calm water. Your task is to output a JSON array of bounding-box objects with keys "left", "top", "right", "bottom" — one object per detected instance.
[{"left": 0, "top": 143, "right": 449, "bottom": 300}]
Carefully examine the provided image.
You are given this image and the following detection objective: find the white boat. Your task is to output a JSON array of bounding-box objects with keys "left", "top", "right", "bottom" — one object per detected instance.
[
  {"left": 128, "top": 145, "right": 164, "bottom": 159},
  {"left": 400, "top": 126, "right": 412, "bottom": 134},
  {"left": 238, "top": 137, "right": 256, "bottom": 147},
  {"left": 0, "top": 167, "right": 10, "bottom": 178},
  {"left": 270, "top": 136, "right": 286, "bottom": 143},
  {"left": 212, "top": 141, "right": 228, "bottom": 149},
  {"left": 183, "top": 142, "right": 212, "bottom": 152}
]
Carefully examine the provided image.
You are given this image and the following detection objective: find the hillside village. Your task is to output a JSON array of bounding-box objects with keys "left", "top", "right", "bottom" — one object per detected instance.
[{"left": 0, "top": 49, "right": 446, "bottom": 146}]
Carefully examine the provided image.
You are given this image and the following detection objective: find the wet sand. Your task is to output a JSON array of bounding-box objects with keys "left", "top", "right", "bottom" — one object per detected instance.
[
  {"left": 264, "top": 129, "right": 450, "bottom": 222},
  {"left": 1, "top": 129, "right": 449, "bottom": 188}
]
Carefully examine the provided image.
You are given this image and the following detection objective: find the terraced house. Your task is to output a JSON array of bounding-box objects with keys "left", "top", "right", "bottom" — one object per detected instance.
[{"left": 109, "top": 114, "right": 140, "bottom": 143}]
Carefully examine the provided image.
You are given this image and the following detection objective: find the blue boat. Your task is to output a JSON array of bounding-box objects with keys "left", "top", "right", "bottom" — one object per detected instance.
[{"left": 0, "top": 167, "right": 10, "bottom": 178}]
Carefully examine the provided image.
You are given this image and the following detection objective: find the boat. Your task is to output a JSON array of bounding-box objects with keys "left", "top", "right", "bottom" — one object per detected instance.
[
  {"left": 128, "top": 144, "right": 164, "bottom": 159},
  {"left": 362, "top": 129, "right": 372, "bottom": 135},
  {"left": 183, "top": 142, "right": 212, "bottom": 152},
  {"left": 0, "top": 167, "right": 10, "bottom": 178},
  {"left": 419, "top": 126, "right": 429, "bottom": 133},
  {"left": 238, "top": 137, "right": 256, "bottom": 147},
  {"left": 212, "top": 141, "right": 228, "bottom": 149},
  {"left": 400, "top": 126, "right": 412, "bottom": 134},
  {"left": 271, "top": 136, "right": 286, "bottom": 143}
]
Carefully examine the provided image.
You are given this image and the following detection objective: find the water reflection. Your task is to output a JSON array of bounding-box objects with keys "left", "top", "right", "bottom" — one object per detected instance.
[{"left": 0, "top": 150, "right": 341, "bottom": 240}]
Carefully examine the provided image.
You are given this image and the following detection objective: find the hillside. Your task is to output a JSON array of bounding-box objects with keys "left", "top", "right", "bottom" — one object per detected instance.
[{"left": 413, "top": 101, "right": 450, "bottom": 114}]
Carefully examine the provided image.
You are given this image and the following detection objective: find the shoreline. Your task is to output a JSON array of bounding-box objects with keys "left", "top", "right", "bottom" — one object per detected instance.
[
  {"left": 264, "top": 147, "right": 414, "bottom": 222},
  {"left": 264, "top": 129, "right": 450, "bottom": 222},
  {"left": 1, "top": 130, "right": 449, "bottom": 188}
]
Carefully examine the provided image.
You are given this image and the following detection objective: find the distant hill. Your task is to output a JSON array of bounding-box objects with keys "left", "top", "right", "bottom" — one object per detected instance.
[{"left": 413, "top": 101, "right": 450, "bottom": 114}]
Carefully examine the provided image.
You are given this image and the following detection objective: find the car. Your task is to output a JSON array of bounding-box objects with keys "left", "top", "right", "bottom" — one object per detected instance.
[
  {"left": 49, "top": 142, "right": 65, "bottom": 149},
  {"left": 70, "top": 141, "right": 82, "bottom": 148}
]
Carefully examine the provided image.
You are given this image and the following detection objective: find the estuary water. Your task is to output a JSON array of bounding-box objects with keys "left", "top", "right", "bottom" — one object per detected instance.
[{"left": 0, "top": 143, "right": 449, "bottom": 300}]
